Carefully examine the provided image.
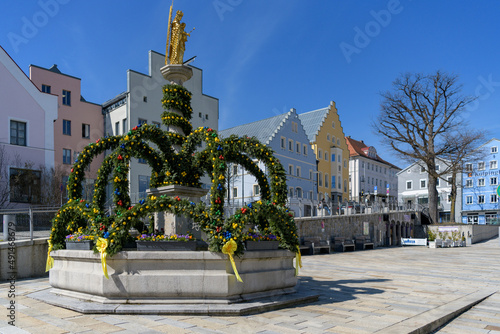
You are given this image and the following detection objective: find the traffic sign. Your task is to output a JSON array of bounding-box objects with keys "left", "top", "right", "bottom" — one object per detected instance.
[{"left": 497, "top": 184, "right": 500, "bottom": 197}]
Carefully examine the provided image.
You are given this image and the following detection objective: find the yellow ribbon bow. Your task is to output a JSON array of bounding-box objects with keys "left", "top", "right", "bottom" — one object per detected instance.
[
  {"left": 96, "top": 237, "right": 109, "bottom": 279},
  {"left": 45, "top": 240, "right": 54, "bottom": 272},
  {"left": 295, "top": 246, "right": 302, "bottom": 276},
  {"left": 222, "top": 239, "right": 243, "bottom": 283}
]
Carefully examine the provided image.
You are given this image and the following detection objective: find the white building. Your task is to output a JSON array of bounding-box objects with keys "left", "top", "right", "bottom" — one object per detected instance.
[
  {"left": 397, "top": 159, "right": 462, "bottom": 223},
  {"left": 102, "top": 51, "right": 218, "bottom": 203},
  {"left": 346, "top": 137, "right": 400, "bottom": 204}
]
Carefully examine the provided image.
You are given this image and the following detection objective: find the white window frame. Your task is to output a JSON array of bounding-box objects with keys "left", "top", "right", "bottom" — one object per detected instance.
[
  {"left": 478, "top": 161, "right": 485, "bottom": 170},
  {"left": 490, "top": 160, "right": 498, "bottom": 169},
  {"left": 491, "top": 177, "right": 498, "bottom": 186},
  {"left": 466, "top": 195, "right": 473, "bottom": 205},
  {"left": 492, "top": 146, "right": 498, "bottom": 154},
  {"left": 406, "top": 181, "right": 412, "bottom": 190},
  {"left": 478, "top": 195, "right": 485, "bottom": 204},
  {"left": 478, "top": 178, "right": 485, "bottom": 187},
  {"left": 420, "top": 179, "right": 427, "bottom": 189},
  {"left": 280, "top": 136, "right": 286, "bottom": 149},
  {"left": 490, "top": 194, "right": 498, "bottom": 203},
  {"left": 465, "top": 179, "right": 473, "bottom": 188}
]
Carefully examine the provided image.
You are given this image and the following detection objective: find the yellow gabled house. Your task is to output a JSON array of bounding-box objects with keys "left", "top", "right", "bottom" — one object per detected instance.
[{"left": 298, "top": 101, "right": 349, "bottom": 211}]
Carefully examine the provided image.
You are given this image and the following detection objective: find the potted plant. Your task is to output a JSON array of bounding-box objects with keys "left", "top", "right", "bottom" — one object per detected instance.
[
  {"left": 427, "top": 229, "right": 437, "bottom": 248},
  {"left": 243, "top": 229, "right": 280, "bottom": 251},
  {"left": 135, "top": 232, "right": 196, "bottom": 251},
  {"left": 65, "top": 228, "right": 95, "bottom": 250}
]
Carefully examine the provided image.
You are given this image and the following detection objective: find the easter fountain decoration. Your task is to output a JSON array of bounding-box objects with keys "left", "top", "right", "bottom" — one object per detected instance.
[{"left": 43, "top": 5, "right": 313, "bottom": 314}]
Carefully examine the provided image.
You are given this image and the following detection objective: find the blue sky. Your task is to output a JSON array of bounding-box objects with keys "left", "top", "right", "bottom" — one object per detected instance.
[{"left": 1, "top": 1, "right": 499, "bottom": 167}]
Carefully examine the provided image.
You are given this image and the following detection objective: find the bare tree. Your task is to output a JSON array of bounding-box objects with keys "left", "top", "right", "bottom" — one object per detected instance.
[
  {"left": 374, "top": 71, "right": 477, "bottom": 224},
  {"left": 440, "top": 131, "right": 486, "bottom": 222}
]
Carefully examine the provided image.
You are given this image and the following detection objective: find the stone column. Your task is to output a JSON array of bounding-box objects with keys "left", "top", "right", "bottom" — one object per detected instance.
[{"left": 147, "top": 64, "right": 208, "bottom": 239}]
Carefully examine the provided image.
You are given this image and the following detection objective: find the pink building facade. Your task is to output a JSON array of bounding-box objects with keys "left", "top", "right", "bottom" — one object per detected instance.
[
  {"left": 0, "top": 46, "right": 58, "bottom": 208},
  {"left": 30, "top": 64, "right": 104, "bottom": 200}
]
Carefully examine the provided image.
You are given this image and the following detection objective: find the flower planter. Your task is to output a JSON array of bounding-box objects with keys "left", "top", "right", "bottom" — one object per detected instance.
[
  {"left": 136, "top": 240, "right": 197, "bottom": 251},
  {"left": 65, "top": 240, "right": 93, "bottom": 250},
  {"left": 245, "top": 240, "right": 280, "bottom": 251}
]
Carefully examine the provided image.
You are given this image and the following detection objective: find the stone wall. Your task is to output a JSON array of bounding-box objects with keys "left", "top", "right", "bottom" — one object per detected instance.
[
  {"left": 428, "top": 224, "right": 498, "bottom": 244},
  {"left": 295, "top": 211, "right": 418, "bottom": 247},
  {"left": 0, "top": 238, "right": 48, "bottom": 281}
]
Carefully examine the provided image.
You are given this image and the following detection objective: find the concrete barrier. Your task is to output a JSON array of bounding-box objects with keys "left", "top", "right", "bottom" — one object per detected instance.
[{"left": 0, "top": 238, "right": 48, "bottom": 281}]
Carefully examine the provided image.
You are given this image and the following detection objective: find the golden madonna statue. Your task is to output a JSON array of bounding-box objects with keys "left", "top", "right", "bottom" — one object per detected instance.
[{"left": 166, "top": 6, "right": 193, "bottom": 65}]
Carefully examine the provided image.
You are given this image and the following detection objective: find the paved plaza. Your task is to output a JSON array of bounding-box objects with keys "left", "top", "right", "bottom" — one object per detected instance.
[{"left": 1, "top": 238, "right": 499, "bottom": 334}]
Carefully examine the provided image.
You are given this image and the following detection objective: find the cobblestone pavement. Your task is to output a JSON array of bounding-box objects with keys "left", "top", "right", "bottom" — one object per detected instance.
[{"left": 1, "top": 238, "right": 499, "bottom": 334}]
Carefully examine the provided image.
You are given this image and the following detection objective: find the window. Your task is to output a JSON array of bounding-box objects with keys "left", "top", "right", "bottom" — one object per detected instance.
[
  {"left": 435, "top": 164, "right": 440, "bottom": 171},
  {"left": 331, "top": 153, "right": 335, "bottom": 162},
  {"left": 436, "top": 178, "right": 440, "bottom": 187},
  {"left": 465, "top": 163, "right": 473, "bottom": 172},
  {"left": 325, "top": 174, "right": 329, "bottom": 188},
  {"left": 406, "top": 181, "right": 412, "bottom": 190},
  {"left": 490, "top": 194, "right": 498, "bottom": 203},
  {"left": 152, "top": 121, "right": 161, "bottom": 128},
  {"left": 327, "top": 134, "right": 330, "bottom": 141},
  {"left": 318, "top": 149, "right": 322, "bottom": 159},
  {"left": 466, "top": 196, "right": 473, "bottom": 205},
  {"left": 332, "top": 121, "right": 335, "bottom": 128},
  {"left": 62, "top": 120, "right": 71, "bottom": 135},
  {"left": 492, "top": 146, "right": 498, "bottom": 154},
  {"left": 478, "top": 195, "right": 485, "bottom": 204},
  {"left": 296, "top": 187, "right": 302, "bottom": 198},
  {"left": 490, "top": 160, "right": 498, "bottom": 169},
  {"left": 420, "top": 166, "right": 426, "bottom": 173},
  {"left": 138, "top": 158, "right": 147, "bottom": 164},
  {"left": 138, "top": 118, "right": 147, "bottom": 126},
  {"left": 115, "top": 121, "right": 120, "bottom": 135},
  {"left": 288, "top": 139, "right": 293, "bottom": 151},
  {"left": 362, "top": 161, "right": 365, "bottom": 168},
  {"left": 309, "top": 191, "right": 313, "bottom": 200},
  {"left": 303, "top": 144, "right": 307, "bottom": 155},
  {"left": 478, "top": 161, "right": 485, "bottom": 170},
  {"left": 9, "top": 168, "right": 41, "bottom": 203},
  {"left": 324, "top": 151, "right": 328, "bottom": 161},
  {"left": 138, "top": 175, "right": 150, "bottom": 199},
  {"left": 253, "top": 184, "right": 260, "bottom": 196},
  {"left": 318, "top": 172, "right": 323, "bottom": 187},
  {"left": 62, "top": 90, "right": 71, "bottom": 106},
  {"left": 143, "top": 96, "right": 147, "bottom": 102},
  {"left": 289, "top": 187, "right": 294, "bottom": 197},
  {"left": 296, "top": 166, "right": 301, "bottom": 178},
  {"left": 122, "top": 118, "right": 127, "bottom": 133},
  {"left": 309, "top": 170, "right": 313, "bottom": 180},
  {"left": 420, "top": 179, "right": 426, "bottom": 189},
  {"left": 199, "top": 112, "right": 202, "bottom": 118},
  {"left": 332, "top": 175, "right": 336, "bottom": 189},
  {"left": 465, "top": 179, "right": 473, "bottom": 188},
  {"left": 82, "top": 124, "right": 90, "bottom": 138},
  {"left": 344, "top": 180, "right": 347, "bottom": 192},
  {"left": 288, "top": 165, "right": 293, "bottom": 175},
  {"left": 491, "top": 177, "right": 498, "bottom": 185},
  {"left": 232, "top": 188, "right": 238, "bottom": 198},
  {"left": 10, "top": 120, "right": 26, "bottom": 146},
  {"left": 232, "top": 165, "right": 238, "bottom": 175},
  {"left": 280, "top": 137, "right": 286, "bottom": 149},
  {"left": 296, "top": 142, "right": 300, "bottom": 153},
  {"left": 478, "top": 178, "right": 485, "bottom": 187},
  {"left": 63, "top": 149, "right": 72, "bottom": 164},
  {"left": 205, "top": 114, "right": 209, "bottom": 120},
  {"left": 291, "top": 121, "right": 298, "bottom": 133},
  {"left": 41, "top": 84, "right": 51, "bottom": 93},
  {"left": 344, "top": 160, "right": 347, "bottom": 168}
]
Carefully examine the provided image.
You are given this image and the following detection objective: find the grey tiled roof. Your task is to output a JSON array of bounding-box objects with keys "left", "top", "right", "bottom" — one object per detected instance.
[
  {"left": 298, "top": 107, "right": 329, "bottom": 143},
  {"left": 219, "top": 111, "right": 292, "bottom": 144}
]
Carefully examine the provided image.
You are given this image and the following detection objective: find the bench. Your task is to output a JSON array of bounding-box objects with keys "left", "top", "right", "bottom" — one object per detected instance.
[
  {"left": 299, "top": 237, "right": 312, "bottom": 255},
  {"left": 332, "top": 237, "right": 355, "bottom": 252},
  {"left": 355, "top": 235, "right": 375, "bottom": 250},
  {"left": 302, "top": 236, "right": 331, "bottom": 255}
]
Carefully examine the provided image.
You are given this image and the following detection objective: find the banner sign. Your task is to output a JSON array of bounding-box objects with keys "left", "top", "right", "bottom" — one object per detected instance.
[{"left": 401, "top": 238, "right": 427, "bottom": 246}]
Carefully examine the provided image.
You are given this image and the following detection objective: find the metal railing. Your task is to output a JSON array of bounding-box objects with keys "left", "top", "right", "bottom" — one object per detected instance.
[{"left": 0, "top": 206, "right": 59, "bottom": 241}]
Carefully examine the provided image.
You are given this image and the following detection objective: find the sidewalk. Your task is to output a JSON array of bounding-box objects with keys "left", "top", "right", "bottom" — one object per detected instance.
[{"left": 1, "top": 238, "right": 499, "bottom": 334}]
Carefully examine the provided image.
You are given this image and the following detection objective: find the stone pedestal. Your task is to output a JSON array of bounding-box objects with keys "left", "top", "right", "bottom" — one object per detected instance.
[
  {"left": 146, "top": 185, "right": 208, "bottom": 240},
  {"left": 161, "top": 64, "right": 193, "bottom": 85},
  {"left": 49, "top": 249, "right": 298, "bottom": 304}
]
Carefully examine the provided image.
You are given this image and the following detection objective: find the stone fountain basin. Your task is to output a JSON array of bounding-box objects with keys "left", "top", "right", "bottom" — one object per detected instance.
[{"left": 49, "top": 249, "right": 297, "bottom": 304}]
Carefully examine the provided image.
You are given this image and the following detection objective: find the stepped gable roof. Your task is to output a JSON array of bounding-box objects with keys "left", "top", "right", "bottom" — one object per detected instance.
[
  {"left": 219, "top": 110, "right": 294, "bottom": 145},
  {"left": 298, "top": 107, "right": 329, "bottom": 143},
  {"left": 346, "top": 136, "right": 400, "bottom": 170}
]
